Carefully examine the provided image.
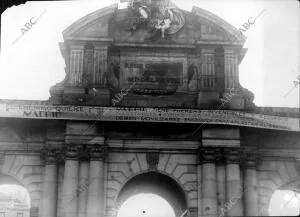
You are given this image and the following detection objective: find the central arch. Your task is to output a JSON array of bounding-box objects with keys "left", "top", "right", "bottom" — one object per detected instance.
[{"left": 116, "top": 172, "right": 188, "bottom": 217}]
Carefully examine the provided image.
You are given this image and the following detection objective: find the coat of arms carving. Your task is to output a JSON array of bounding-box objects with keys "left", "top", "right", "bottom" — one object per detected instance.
[{"left": 125, "top": 0, "right": 185, "bottom": 39}]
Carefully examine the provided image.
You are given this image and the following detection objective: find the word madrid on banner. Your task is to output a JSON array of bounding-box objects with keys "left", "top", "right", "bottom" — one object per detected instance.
[{"left": 0, "top": 104, "right": 299, "bottom": 132}]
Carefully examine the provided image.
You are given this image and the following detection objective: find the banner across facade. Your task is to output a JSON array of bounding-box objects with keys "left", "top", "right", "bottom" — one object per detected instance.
[{"left": 0, "top": 104, "right": 299, "bottom": 132}]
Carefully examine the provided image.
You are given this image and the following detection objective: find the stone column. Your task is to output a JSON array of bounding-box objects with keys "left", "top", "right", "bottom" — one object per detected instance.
[
  {"left": 77, "top": 152, "right": 89, "bottom": 217},
  {"left": 216, "top": 158, "right": 226, "bottom": 216},
  {"left": 197, "top": 162, "right": 202, "bottom": 217},
  {"left": 62, "top": 145, "right": 80, "bottom": 217},
  {"left": 41, "top": 149, "right": 58, "bottom": 217},
  {"left": 224, "top": 148, "right": 243, "bottom": 216},
  {"left": 86, "top": 145, "right": 106, "bottom": 217},
  {"left": 243, "top": 153, "right": 259, "bottom": 216},
  {"left": 199, "top": 148, "right": 219, "bottom": 217}
]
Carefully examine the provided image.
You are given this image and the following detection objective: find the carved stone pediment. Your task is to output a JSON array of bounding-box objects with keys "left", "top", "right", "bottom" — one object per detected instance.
[
  {"left": 62, "top": 1, "right": 245, "bottom": 44},
  {"left": 50, "top": 0, "right": 251, "bottom": 110}
]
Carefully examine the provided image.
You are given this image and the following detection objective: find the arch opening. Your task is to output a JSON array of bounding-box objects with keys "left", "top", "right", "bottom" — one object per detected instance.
[
  {"left": 116, "top": 172, "right": 188, "bottom": 217},
  {"left": 0, "top": 173, "right": 31, "bottom": 217},
  {"left": 0, "top": 184, "right": 30, "bottom": 217},
  {"left": 117, "top": 193, "right": 175, "bottom": 217},
  {"left": 269, "top": 190, "right": 300, "bottom": 216}
]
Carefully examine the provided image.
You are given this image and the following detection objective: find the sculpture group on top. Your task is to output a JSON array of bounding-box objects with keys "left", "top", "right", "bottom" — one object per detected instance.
[{"left": 126, "top": 0, "right": 185, "bottom": 39}]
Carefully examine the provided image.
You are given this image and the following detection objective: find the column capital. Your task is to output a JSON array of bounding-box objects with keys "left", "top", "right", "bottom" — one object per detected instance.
[
  {"left": 78, "top": 146, "right": 90, "bottom": 162},
  {"left": 197, "top": 148, "right": 221, "bottom": 164},
  {"left": 65, "top": 144, "right": 82, "bottom": 160},
  {"left": 41, "top": 147, "right": 60, "bottom": 164},
  {"left": 224, "top": 148, "right": 241, "bottom": 164},
  {"left": 241, "top": 148, "right": 259, "bottom": 169},
  {"left": 87, "top": 145, "right": 107, "bottom": 161}
]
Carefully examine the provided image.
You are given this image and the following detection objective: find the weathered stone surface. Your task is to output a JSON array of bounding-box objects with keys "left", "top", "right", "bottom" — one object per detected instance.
[{"left": 0, "top": 2, "right": 300, "bottom": 217}]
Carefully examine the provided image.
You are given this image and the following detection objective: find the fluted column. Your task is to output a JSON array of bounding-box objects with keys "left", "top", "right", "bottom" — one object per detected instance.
[
  {"left": 199, "top": 148, "right": 220, "bottom": 217},
  {"left": 41, "top": 149, "right": 58, "bottom": 217},
  {"left": 224, "top": 148, "right": 243, "bottom": 216},
  {"left": 243, "top": 153, "right": 259, "bottom": 216},
  {"left": 87, "top": 145, "right": 106, "bottom": 217},
  {"left": 62, "top": 145, "right": 80, "bottom": 217}
]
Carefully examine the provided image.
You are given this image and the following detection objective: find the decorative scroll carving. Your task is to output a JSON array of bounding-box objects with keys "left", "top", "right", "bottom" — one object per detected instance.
[
  {"left": 45, "top": 149, "right": 57, "bottom": 164},
  {"left": 87, "top": 145, "right": 107, "bottom": 161},
  {"left": 146, "top": 152, "right": 159, "bottom": 170},
  {"left": 41, "top": 147, "right": 59, "bottom": 164},
  {"left": 198, "top": 148, "right": 221, "bottom": 164},
  {"left": 224, "top": 148, "right": 241, "bottom": 164},
  {"left": 241, "top": 148, "right": 259, "bottom": 169},
  {"left": 65, "top": 144, "right": 82, "bottom": 160}
]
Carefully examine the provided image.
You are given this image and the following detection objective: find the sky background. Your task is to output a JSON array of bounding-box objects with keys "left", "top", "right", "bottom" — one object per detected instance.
[{"left": 0, "top": 0, "right": 299, "bottom": 108}]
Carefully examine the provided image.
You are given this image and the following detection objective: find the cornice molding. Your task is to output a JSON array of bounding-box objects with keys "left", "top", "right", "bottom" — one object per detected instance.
[
  {"left": 63, "top": 4, "right": 118, "bottom": 38},
  {"left": 192, "top": 6, "right": 246, "bottom": 44}
]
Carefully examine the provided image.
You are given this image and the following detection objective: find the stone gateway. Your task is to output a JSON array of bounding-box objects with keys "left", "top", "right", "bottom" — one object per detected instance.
[{"left": 0, "top": 1, "right": 299, "bottom": 217}]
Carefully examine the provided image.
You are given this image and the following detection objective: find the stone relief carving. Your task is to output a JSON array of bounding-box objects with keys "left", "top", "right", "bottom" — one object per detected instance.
[{"left": 126, "top": 0, "right": 185, "bottom": 39}]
